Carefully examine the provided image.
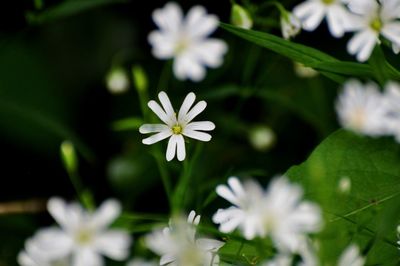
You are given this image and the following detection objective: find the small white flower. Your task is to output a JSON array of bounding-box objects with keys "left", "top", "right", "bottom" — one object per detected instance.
[
  {"left": 213, "top": 176, "right": 322, "bottom": 252},
  {"left": 145, "top": 210, "right": 224, "bottom": 266},
  {"left": 293, "top": 0, "right": 352, "bottom": 37},
  {"left": 336, "top": 80, "right": 389, "bottom": 137},
  {"left": 281, "top": 12, "right": 301, "bottom": 40},
  {"left": 346, "top": 0, "right": 400, "bottom": 61},
  {"left": 20, "top": 197, "right": 132, "bottom": 266},
  {"left": 338, "top": 244, "right": 365, "bottom": 266},
  {"left": 148, "top": 2, "right": 228, "bottom": 81},
  {"left": 139, "top": 91, "right": 215, "bottom": 161}
]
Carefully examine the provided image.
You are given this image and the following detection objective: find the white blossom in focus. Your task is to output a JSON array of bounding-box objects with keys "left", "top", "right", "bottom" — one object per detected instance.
[
  {"left": 346, "top": 0, "right": 400, "bottom": 61},
  {"left": 145, "top": 211, "right": 224, "bottom": 266},
  {"left": 139, "top": 91, "right": 215, "bottom": 161},
  {"left": 148, "top": 2, "right": 228, "bottom": 81},
  {"left": 336, "top": 80, "right": 390, "bottom": 137},
  {"left": 281, "top": 12, "right": 301, "bottom": 40},
  {"left": 338, "top": 244, "right": 365, "bottom": 266},
  {"left": 19, "top": 197, "right": 132, "bottom": 266},
  {"left": 213, "top": 176, "right": 322, "bottom": 252},
  {"left": 293, "top": 0, "right": 352, "bottom": 37}
]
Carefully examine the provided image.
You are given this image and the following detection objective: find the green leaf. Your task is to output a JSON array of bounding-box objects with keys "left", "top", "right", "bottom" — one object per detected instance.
[
  {"left": 27, "top": 0, "right": 128, "bottom": 24},
  {"left": 220, "top": 23, "right": 382, "bottom": 83},
  {"left": 285, "top": 130, "right": 400, "bottom": 264}
]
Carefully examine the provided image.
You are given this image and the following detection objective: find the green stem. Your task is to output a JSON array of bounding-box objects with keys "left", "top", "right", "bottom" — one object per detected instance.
[
  {"left": 67, "top": 170, "right": 95, "bottom": 210},
  {"left": 153, "top": 148, "right": 173, "bottom": 207},
  {"left": 157, "top": 61, "right": 172, "bottom": 92}
]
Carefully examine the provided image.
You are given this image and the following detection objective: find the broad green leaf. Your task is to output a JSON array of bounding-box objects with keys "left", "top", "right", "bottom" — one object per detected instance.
[
  {"left": 285, "top": 130, "right": 400, "bottom": 264},
  {"left": 27, "top": 0, "right": 128, "bottom": 24},
  {"left": 220, "top": 23, "right": 396, "bottom": 83}
]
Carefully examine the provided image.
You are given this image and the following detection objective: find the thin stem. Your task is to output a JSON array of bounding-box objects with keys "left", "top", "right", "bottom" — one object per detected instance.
[
  {"left": 157, "top": 61, "right": 172, "bottom": 92},
  {"left": 153, "top": 148, "right": 173, "bottom": 207}
]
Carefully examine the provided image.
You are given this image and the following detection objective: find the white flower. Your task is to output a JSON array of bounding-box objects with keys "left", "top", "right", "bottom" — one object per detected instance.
[
  {"left": 346, "top": 0, "right": 400, "bottom": 61},
  {"left": 336, "top": 80, "right": 390, "bottom": 137},
  {"left": 293, "top": 0, "right": 352, "bottom": 37},
  {"left": 139, "top": 91, "right": 215, "bottom": 161},
  {"left": 145, "top": 210, "right": 224, "bottom": 266},
  {"left": 281, "top": 12, "right": 301, "bottom": 40},
  {"left": 213, "top": 176, "right": 322, "bottom": 252},
  {"left": 148, "top": 2, "right": 228, "bottom": 82},
  {"left": 338, "top": 244, "right": 365, "bottom": 266},
  {"left": 20, "top": 197, "right": 132, "bottom": 266}
]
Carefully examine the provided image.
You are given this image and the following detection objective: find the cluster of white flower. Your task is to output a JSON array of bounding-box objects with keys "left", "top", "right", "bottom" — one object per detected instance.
[
  {"left": 290, "top": 0, "right": 400, "bottom": 61},
  {"left": 145, "top": 211, "right": 224, "bottom": 266},
  {"left": 213, "top": 176, "right": 322, "bottom": 262},
  {"left": 336, "top": 79, "right": 400, "bottom": 141},
  {"left": 18, "top": 198, "right": 131, "bottom": 266}
]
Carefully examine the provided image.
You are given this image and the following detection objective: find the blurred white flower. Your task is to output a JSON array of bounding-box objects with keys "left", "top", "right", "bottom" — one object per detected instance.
[
  {"left": 248, "top": 125, "right": 276, "bottom": 152},
  {"left": 293, "top": 0, "right": 352, "bottom": 37},
  {"left": 336, "top": 80, "right": 389, "bottom": 137},
  {"left": 145, "top": 210, "right": 224, "bottom": 266},
  {"left": 139, "top": 91, "right": 215, "bottom": 161},
  {"left": 338, "top": 244, "right": 365, "bottom": 266},
  {"left": 106, "top": 67, "right": 130, "bottom": 94},
  {"left": 18, "top": 237, "right": 69, "bottom": 266},
  {"left": 127, "top": 258, "right": 158, "bottom": 266},
  {"left": 231, "top": 4, "right": 253, "bottom": 29},
  {"left": 213, "top": 176, "right": 322, "bottom": 252},
  {"left": 19, "top": 197, "right": 131, "bottom": 266},
  {"left": 148, "top": 2, "right": 228, "bottom": 82},
  {"left": 281, "top": 12, "right": 301, "bottom": 40},
  {"left": 346, "top": 0, "right": 400, "bottom": 61}
]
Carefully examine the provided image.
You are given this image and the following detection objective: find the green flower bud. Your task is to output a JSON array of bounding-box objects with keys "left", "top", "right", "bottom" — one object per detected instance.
[
  {"left": 106, "top": 67, "right": 129, "bottom": 94},
  {"left": 60, "top": 140, "right": 78, "bottom": 174},
  {"left": 132, "top": 65, "right": 148, "bottom": 93},
  {"left": 231, "top": 4, "right": 253, "bottom": 29}
]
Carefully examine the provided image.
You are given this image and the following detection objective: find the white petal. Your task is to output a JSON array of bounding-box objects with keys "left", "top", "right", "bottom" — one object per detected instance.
[
  {"left": 178, "top": 92, "right": 196, "bottom": 122},
  {"left": 173, "top": 54, "right": 206, "bottom": 82},
  {"left": 160, "top": 254, "right": 176, "bottom": 265},
  {"left": 381, "top": 22, "right": 400, "bottom": 47},
  {"left": 158, "top": 91, "right": 175, "bottom": 118},
  {"left": 148, "top": 100, "right": 175, "bottom": 126},
  {"left": 176, "top": 134, "right": 186, "bottom": 161},
  {"left": 181, "top": 101, "right": 207, "bottom": 124},
  {"left": 47, "top": 197, "right": 70, "bottom": 230},
  {"left": 326, "top": 5, "right": 347, "bottom": 37},
  {"left": 166, "top": 135, "right": 178, "bottom": 161},
  {"left": 215, "top": 185, "right": 240, "bottom": 206},
  {"left": 148, "top": 31, "right": 175, "bottom": 59},
  {"left": 142, "top": 130, "right": 172, "bottom": 145},
  {"left": 185, "top": 5, "right": 219, "bottom": 38},
  {"left": 190, "top": 39, "right": 228, "bottom": 68},
  {"left": 182, "top": 129, "right": 212, "bottom": 141},
  {"left": 90, "top": 199, "right": 121, "bottom": 229},
  {"left": 139, "top": 124, "right": 171, "bottom": 134},
  {"left": 34, "top": 227, "right": 73, "bottom": 258},
  {"left": 94, "top": 230, "right": 132, "bottom": 260},
  {"left": 347, "top": 30, "right": 377, "bottom": 62},
  {"left": 72, "top": 249, "right": 104, "bottom": 266},
  {"left": 381, "top": 0, "right": 400, "bottom": 20},
  {"left": 152, "top": 2, "right": 183, "bottom": 33},
  {"left": 196, "top": 238, "right": 224, "bottom": 252},
  {"left": 293, "top": 1, "right": 325, "bottom": 31},
  {"left": 185, "top": 121, "right": 215, "bottom": 131}
]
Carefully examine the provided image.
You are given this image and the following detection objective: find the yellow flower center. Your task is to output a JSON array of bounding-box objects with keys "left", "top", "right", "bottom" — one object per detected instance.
[
  {"left": 370, "top": 17, "right": 382, "bottom": 32},
  {"left": 75, "top": 229, "right": 93, "bottom": 245},
  {"left": 174, "top": 37, "right": 190, "bottom": 54},
  {"left": 172, "top": 124, "right": 183, "bottom": 134},
  {"left": 322, "top": 0, "right": 335, "bottom": 4}
]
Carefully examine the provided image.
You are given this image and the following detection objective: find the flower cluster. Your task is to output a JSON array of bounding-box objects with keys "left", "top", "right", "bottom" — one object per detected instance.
[
  {"left": 292, "top": 0, "right": 400, "bottom": 61},
  {"left": 336, "top": 79, "right": 400, "bottom": 141}
]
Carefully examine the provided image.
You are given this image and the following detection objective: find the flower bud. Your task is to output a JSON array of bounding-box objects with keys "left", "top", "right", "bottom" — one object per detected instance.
[
  {"left": 132, "top": 65, "right": 148, "bottom": 93},
  {"left": 248, "top": 126, "right": 276, "bottom": 152},
  {"left": 280, "top": 11, "right": 301, "bottom": 40},
  {"left": 60, "top": 140, "right": 78, "bottom": 174},
  {"left": 231, "top": 4, "right": 253, "bottom": 29},
  {"left": 106, "top": 67, "right": 129, "bottom": 94}
]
